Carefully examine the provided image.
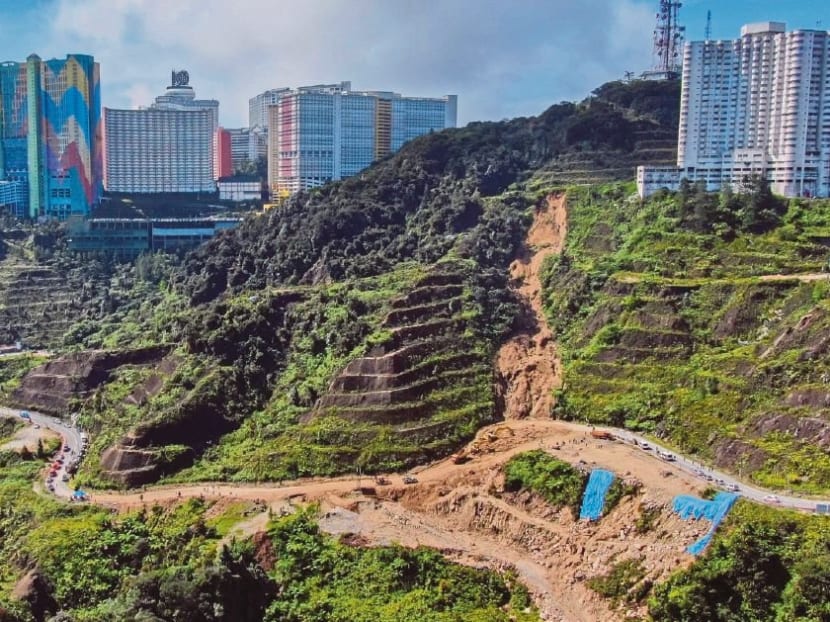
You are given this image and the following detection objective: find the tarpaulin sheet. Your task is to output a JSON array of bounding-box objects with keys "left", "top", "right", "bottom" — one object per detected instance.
[
  {"left": 579, "top": 469, "right": 615, "bottom": 521},
  {"left": 672, "top": 492, "right": 738, "bottom": 555}
]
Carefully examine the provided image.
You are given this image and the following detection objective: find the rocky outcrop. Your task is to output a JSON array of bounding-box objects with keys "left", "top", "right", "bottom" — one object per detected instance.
[
  {"left": 10, "top": 346, "right": 170, "bottom": 415},
  {"left": 99, "top": 438, "right": 193, "bottom": 487},
  {"left": 11, "top": 568, "right": 57, "bottom": 622}
]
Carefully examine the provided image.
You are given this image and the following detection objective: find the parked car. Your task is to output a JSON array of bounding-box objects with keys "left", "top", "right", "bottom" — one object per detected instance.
[{"left": 764, "top": 494, "right": 781, "bottom": 504}]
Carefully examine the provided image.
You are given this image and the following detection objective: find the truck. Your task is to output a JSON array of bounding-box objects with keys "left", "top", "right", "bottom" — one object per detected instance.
[{"left": 590, "top": 429, "right": 614, "bottom": 441}]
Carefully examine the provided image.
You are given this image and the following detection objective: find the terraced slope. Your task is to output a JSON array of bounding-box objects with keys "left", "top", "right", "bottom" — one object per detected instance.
[
  {"left": 0, "top": 234, "right": 114, "bottom": 348},
  {"left": 544, "top": 184, "right": 830, "bottom": 494},
  {"left": 314, "top": 266, "right": 495, "bottom": 446}
]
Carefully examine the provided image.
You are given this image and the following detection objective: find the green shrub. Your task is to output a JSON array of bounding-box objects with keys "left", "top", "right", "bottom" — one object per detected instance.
[{"left": 503, "top": 450, "right": 587, "bottom": 512}]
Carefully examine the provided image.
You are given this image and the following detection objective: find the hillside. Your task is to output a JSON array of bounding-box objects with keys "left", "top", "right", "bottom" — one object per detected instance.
[
  {"left": 2, "top": 78, "right": 682, "bottom": 487},
  {"left": 544, "top": 183, "right": 830, "bottom": 493},
  {"left": 4, "top": 75, "right": 830, "bottom": 621}
]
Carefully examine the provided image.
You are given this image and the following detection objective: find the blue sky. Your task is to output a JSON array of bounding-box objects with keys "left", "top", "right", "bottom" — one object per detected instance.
[{"left": 0, "top": 0, "right": 826, "bottom": 127}]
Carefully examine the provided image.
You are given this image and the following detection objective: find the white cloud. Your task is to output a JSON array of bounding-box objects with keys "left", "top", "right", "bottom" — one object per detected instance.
[{"left": 46, "top": 0, "right": 654, "bottom": 126}]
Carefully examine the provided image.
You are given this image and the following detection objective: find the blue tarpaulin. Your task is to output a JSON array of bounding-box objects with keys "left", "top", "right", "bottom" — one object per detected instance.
[
  {"left": 579, "top": 469, "right": 616, "bottom": 521},
  {"left": 672, "top": 492, "right": 738, "bottom": 555}
]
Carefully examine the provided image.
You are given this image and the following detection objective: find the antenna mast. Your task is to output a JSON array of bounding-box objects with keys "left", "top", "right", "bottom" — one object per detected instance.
[
  {"left": 705, "top": 10, "right": 712, "bottom": 40},
  {"left": 652, "top": 0, "right": 685, "bottom": 77}
]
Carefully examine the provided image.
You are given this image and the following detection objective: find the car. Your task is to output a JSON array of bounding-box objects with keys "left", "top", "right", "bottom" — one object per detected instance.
[
  {"left": 61, "top": 474, "right": 70, "bottom": 482},
  {"left": 46, "top": 484, "right": 55, "bottom": 492},
  {"left": 49, "top": 469, "right": 58, "bottom": 477},
  {"left": 640, "top": 443, "right": 652, "bottom": 451},
  {"left": 726, "top": 483, "right": 740, "bottom": 492},
  {"left": 63, "top": 445, "right": 71, "bottom": 452},
  {"left": 402, "top": 475, "right": 418, "bottom": 484},
  {"left": 764, "top": 494, "right": 781, "bottom": 504}
]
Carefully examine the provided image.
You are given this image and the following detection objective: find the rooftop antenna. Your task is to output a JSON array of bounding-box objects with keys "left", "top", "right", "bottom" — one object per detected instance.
[
  {"left": 652, "top": 0, "right": 685, "bottom": 76},
  {"left": 705, "top": 10, "right": 712, "bottom": 40}
]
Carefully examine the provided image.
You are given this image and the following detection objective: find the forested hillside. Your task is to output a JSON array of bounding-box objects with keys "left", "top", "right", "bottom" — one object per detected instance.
[{"left": 18, "top": 78, "right": 680, "bottom": 487}]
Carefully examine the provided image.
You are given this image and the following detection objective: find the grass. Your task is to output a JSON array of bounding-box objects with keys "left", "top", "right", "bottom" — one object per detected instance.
[{"left": 543, "top": 184, "right": 830, "bottom": 495}]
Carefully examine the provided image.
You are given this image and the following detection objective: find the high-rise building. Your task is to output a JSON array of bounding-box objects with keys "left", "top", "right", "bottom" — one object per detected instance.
[
  {"left": 638, "top": 22, "right": 830, "bottom": 198},
  {"left": 214, "top": 128, "right": 233, "bottom": 179},
  {"left": 248, "top": 87, "right": 290, "bottom": 129},
  {"left": 267, "top": 82, "right": 457, "bottom": 196},
  {"left": 0, "top": 54, "right": 102, "bottom": 219},
  {"left": 104, "top": 71, "right": 218, "bottom": 194},
  {"left": 225, "top": 127, "right": 266, "bottom": 171}
]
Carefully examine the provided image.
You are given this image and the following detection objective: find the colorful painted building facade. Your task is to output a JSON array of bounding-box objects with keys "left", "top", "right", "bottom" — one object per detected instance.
[{"left": 0, "top": 54, "right": 102, "bottom": 219}]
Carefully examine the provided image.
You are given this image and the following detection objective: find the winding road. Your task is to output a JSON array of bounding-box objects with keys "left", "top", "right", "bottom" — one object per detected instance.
[
  {"left": 2, "top": 405, "right": 827, "bottom": 513},
  {"left": 0, "top": 406, "right": 84, "bottom": 499}
]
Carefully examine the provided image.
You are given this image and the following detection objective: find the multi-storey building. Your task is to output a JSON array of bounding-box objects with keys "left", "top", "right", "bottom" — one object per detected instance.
[
  {"left": 267, "top": 82, "right": 457, "bottom": 196},
  {"left": 226, "top": 127, "right": 266, "bottom": 170},
  {"left": 0, "top": 54, "right": 102, "bottom": 219},
  {"left": 248, "top": 88, "right": 290, "bottom": 130},
  {"left": 214, "top": 128, "right": 232, "bottom": 179},
  {"left": 104, "top": 71, "right": 218, "bottom": 194},
  {"left": 638, "top": 22, "right": 830, "bottom": 198}
]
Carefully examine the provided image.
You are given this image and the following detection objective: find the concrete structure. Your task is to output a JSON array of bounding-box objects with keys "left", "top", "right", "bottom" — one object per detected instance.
[
  {"left": 67, "top": 216, "right": 241, "bottom": 257},
  {"left": 104, "top": 71, "right": 218, "bottom": 194},
  {"left": 214, "top": 128, "right": 233, "bottom": 179},
  {"left": 218, "top": 175, "right": 260, "bottom": 202},
  {"left": 226, "top": 127, "right": 266, "bottom": 171},
  {"left": 267, "top": 82, "right": 457, "bottom": 196},
  {"left": 249, "top": 88, "right": 289, "bottom": 129},
  {"left": 638, "top": 22, "right": 830, "bottom": 198},
  {"left": 0, "top": 54, "right": 102, "bottom": 219}
]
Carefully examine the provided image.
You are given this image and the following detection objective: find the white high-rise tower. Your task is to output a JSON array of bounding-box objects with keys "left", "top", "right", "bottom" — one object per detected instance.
[{"left": 638, "top": 22, "right": 830, "bottom": 198}]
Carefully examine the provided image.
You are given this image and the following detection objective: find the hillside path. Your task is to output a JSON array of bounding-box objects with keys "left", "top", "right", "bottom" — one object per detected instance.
[{"left": 495, "top": 193, "right": 566, "bottom": 419}]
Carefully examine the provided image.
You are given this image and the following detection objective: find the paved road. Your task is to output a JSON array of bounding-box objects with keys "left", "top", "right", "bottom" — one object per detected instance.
[
  {"left": 1, "top": 405, "right": 828, "bottom": 512},
  {"left": 591, "top": 424, "right": 826, "bottom": 512},
  {"left": 0, "top": 406, "right": 84, "bottom": 499}
]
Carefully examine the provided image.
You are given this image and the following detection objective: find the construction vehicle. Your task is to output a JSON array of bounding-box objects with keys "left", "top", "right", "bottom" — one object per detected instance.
[
  {"left": 373, "top": 476, "right": 390, "bottom": 485},
  {"left": 484, "top": 425, "right": 515, "bottom": 443},
  {"left": 590, "top": 429, "right": 615, "bottom": 441},
  {"left": 451, "top": 451, "right": 471, "bottom": 464}
]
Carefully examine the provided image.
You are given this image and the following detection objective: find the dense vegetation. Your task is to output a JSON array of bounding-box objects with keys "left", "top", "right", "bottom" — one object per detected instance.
[
  {"left": 502, "top": 450, "right": 587, "bottom": 512},
  {"left": 0, "top": 454, "right": 537, "bottom": 621},
  {"left": 649, "top": 503, "right": 830, "bottom": 621},
  {"left": 176, "top": 79, "right": 680, "bottom": 304},
  {"left": 26, "top": 79, "right": 679, "bottom": 487},
  {"left": 543, "top": 182, "right": 830, "bottom": 492}
]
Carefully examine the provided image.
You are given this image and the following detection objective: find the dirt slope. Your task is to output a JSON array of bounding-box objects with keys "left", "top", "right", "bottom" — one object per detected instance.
[
  {"left": 91, "top": 420, "right": 712, "bottom": 622},
  {"left": 496, "top": 193, "right": 566, "bottom": 419}
]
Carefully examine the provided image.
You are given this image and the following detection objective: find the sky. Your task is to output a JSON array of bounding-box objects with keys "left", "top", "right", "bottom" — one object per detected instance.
[{"left": 0, "top": 0, "right": 826, "bottom": 128}]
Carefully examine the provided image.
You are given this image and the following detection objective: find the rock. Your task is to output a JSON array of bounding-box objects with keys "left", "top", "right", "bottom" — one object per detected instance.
[{"left": 12, "top": 569, "right": 57, "bottom": 622}]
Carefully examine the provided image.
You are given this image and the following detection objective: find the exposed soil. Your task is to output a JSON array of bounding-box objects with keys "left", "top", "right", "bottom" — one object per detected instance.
[
  {"left": 1, "top": 422, "right": 59, "bottom": 453},
  {"left": 496, "top": 193, "right": 566, "bottom": 419},
  {"left": 91, "top": 419, "right": 715, "bottom": 622}
]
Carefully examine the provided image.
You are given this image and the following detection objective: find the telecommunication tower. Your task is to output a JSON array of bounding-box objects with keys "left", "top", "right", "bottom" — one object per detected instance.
[
  {"left": 652, "top": 0, "right": 685, "bottom": 77},
  {"left": 705, "top": 10, "right": 712, "bottom": 40}
]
